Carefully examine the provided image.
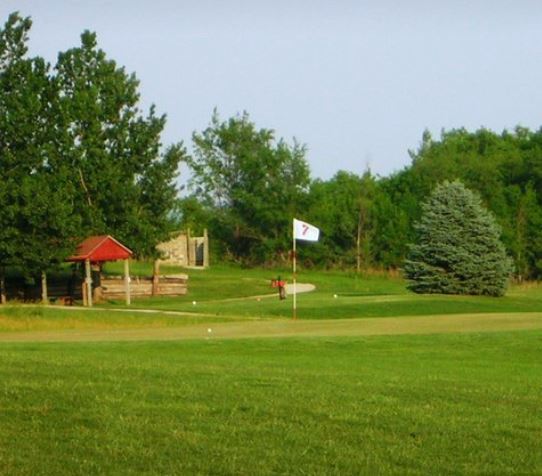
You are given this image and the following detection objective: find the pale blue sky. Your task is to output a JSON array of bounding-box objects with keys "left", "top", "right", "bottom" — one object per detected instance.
[{"left": 3, "top": 1, "right": 542, "bottom": 181}]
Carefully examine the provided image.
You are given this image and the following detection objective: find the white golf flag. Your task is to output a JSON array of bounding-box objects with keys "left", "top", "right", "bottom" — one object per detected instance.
[{"left": 293, "top": 218, "right": 320, "bottom": 242}]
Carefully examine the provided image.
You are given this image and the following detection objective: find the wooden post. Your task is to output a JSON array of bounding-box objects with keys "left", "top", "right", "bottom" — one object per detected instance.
[
  {"left": 82, "top": 268, "right": 87, "bottom": 306},
  {"left": 152, "top": 259, "right": 160, "bottom": 296},
  {"left": 203, "top": 228, "right": 209, "bottom": 268},
  {"left": 85, "top": 259, "right": 93, "bottom": 307},
  {"left": 0, "top": 267, "right": 6, "bottom": 304},
  {"left": 41, "top": 271, "right": 49, "bottom": 304},
  {"left": 356, "top": 218, "right": 362, "bottom": 274},
  {"left": 92, "top": 263, "right": 103, "bottom": 304},
  {"left": 186, "top": 228, "right": 192, "bottom": 266},
  {"left": 356, "top": 202, "right": 366, "bottom": 274},
  {"left": 124, "top": 259, "right": 131, "bottom": 306}
]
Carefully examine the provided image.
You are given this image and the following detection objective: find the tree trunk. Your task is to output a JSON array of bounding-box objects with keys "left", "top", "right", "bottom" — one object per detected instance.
[
  {"left": 152, "top": 259, "right": 160, "bottom": 296},
  {"left": 0, "top": 267, "right": 6, "bottom": 304},
  {"left": 203, "top": 228, "right": 209, "bottom": 268},
  {"left": 41, "top": 271, "right": 49, "bottom": 304},
  {"left": 124, "top": 259, "right": 131, "bottom": 306},
  {"left": 356, "top": 222, "right": 361, "bottom": 273},
  {"left": 356, "top": 207, "right": 364, "bottom": 274},
  {"left": 515, "top": 201, "right": 526, "bottom": 281}
]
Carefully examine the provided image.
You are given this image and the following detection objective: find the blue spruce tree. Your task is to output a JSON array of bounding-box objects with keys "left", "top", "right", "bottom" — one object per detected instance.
[{"left": 404, "top": 180, "right": 513, "bottom": 296}]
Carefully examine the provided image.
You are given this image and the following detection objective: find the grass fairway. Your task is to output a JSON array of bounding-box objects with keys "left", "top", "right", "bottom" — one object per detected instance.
[
  {"left": 98, "top": 264, "right": 542, "bottom": 321},
  {"left": 0, "top": 266, "right": 541, "bottom": 344},
  {"left": 1, "top": 266, "right": 541, "bottom": 474},
  {"left": 1, "top": 331, "right": 541, "bottom": 475}
]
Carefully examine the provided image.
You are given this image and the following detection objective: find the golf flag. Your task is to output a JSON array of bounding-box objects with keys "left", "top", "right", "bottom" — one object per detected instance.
[{"left": 293, "top": 218, "right": 320, "bottom": 242}]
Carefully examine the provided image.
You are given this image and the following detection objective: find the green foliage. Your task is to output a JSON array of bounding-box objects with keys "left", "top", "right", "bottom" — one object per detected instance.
[
  {"left": 396, "top": 127, "right": 542, "bottom": 278},
  {"left": 187, "top": 111, "right": 310, "bottom": 263},
  {"left": 304, "top": 171, "right": 378, "bottom": 268},
  {"left": 183, "top": 123, "right": 542, "bottom": 276},
  {"left": 369, "top": 179, "right": 413, "bottom": 268},
  {"left": 404, "top": 180, "right": 513, "bottom": 296},
  {"left": 0, "top": 13, "right": 79, "bottom": 280},
  {"left": 172, "top": 196, "right": 214, "bottom": 235},
  {"left": 0, "top": 11, "right": 184, "bottom": 283},
  {"left": 55, "top": 30, "right": 186, "bottom": 257}
]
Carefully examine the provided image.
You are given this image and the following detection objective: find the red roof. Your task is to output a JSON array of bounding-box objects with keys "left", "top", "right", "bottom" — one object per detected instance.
[{"left": 67, "top": 235, "right": 133, "bottom": 262}]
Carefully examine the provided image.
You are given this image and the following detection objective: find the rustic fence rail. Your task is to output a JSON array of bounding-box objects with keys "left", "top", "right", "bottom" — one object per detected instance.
[
  {"left": 2, "top": 274, "right": 188, "bottom": 303},
  {"left": 100, "top": 275, "right": 188, "bottom": 299}
]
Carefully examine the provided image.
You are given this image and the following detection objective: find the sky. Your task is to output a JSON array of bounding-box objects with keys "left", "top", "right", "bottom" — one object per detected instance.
[{"left": 2, "top": 1, "right": 542, "bottom": 181}]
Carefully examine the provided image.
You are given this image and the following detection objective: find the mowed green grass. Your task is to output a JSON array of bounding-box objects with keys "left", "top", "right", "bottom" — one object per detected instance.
[
  {"left": 1, "top": 265, "right": 541, "bottom": 333},
  {"left": 144, "top": 290, "right": 542, "bottom": 321},
  {"left": 1, "top": 331, "right": 541, "bottom": 474},
  {"left": 1, "top": 266, "right": 541, "bottom": 473},
  {"left": 0, "top": 305, "right": 234, "bottom": 333},
  {"left": 104, "top": 264, "right": 542, "bottom": 320}
]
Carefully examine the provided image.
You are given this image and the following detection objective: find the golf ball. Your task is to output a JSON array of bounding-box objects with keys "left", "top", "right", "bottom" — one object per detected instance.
[
  {"left": 192, "top": 301, "right": 197, "bottom": 305},
  {"left": 333, "top": 294, "right": 338, "bottom": 298}
]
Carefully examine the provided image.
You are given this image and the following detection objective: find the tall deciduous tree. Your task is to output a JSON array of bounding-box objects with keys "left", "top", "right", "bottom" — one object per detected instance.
[
  {"left": 0, "top": 13, "right": 79, "bottom": 294},
  {"left": 55, "top": 31, "right": 185, "bottom": 257},
  {"left": 404, "top": 180, "right": 513, "bottom": 296},
  {"left": 305, "top": 170, "right": 377, "bottom": 269},
  {"left": 0, "top": 13, "right": 31, "bottom": 281},
  {"left": 188, "top": 111, "right": 310, "bottom": 262},
  {"left": 0, "top": 11, "right": 185, "bottom": 305}
]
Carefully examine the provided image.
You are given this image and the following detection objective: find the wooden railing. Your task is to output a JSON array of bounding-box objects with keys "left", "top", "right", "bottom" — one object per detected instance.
[
  {"left": 100, "top": 274, "right": 188, "bottom": 299},
  {"left": 2, "top": 274, "right": 188, "bottom": 303}
]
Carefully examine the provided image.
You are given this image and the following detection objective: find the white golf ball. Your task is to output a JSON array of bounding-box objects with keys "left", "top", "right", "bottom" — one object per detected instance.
[
  {"left": 333, "top": 294, "right": 338, "bottom": 298},
  {"left": 192, "top": 301, "right": 197, "bottom": 305},
  {"left": 207, "top": 328, "right": 212, "bottom": 333}
]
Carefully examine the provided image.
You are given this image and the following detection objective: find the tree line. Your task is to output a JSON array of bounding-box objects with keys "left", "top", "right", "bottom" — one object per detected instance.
[
  {"left": 182, "top": 118, "right": 542, "bottom": 280},
  {"left": 2, "top": 12, "right": 541, "bottom": 286}
]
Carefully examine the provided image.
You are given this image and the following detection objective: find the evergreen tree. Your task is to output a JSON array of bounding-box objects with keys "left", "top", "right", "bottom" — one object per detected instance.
[
  {"left": 401, "top": 127, "right": 542, "bottom": 279},
  {"left": 404, "top": 180, "right": 513, "bottom": 296}
]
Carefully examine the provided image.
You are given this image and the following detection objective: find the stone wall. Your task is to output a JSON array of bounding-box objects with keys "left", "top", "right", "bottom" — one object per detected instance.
[{"left": 157, "top": 230, "right": 209, "bottom": 267}]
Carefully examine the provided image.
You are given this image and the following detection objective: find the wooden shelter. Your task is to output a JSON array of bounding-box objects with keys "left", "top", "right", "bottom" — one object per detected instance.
[{"left": 67, "top": 235, "right": 133, "bottom": 307}]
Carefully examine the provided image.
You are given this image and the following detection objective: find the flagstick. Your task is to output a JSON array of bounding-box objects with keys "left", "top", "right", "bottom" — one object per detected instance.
[{"left": 293, "top": 220, "right": 297, "bottom": 320}]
